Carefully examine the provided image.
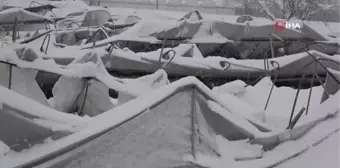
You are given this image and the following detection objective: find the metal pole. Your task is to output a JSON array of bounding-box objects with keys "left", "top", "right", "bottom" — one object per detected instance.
[
  {"left": 244, "top": 0, "right": 248, "bottom": 15},
  {"left": 156, "top": 0, "right": 158, "bottom": 10}
]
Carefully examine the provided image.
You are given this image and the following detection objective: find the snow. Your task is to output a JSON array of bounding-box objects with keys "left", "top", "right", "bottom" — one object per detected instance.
[
  {"left": 3, "top": 71, "right": 339, "bottom": 167},
  {"left": 0, "top": 0, "right": 51, "bottom": 8},
  {"left": 0, "top": 141, "right": 10, "bottom": 168},
  {"left": 213, "top": 77, "right": 332, "bottom": 129},
  {"left": 49, "top": 0, "right": 90, "bottom": 18},
  {"left": 0, "top": 85, "right": 87, "bottom": 126},
  {"left": 1, "top": 3, "right": 339, "bottom": 168},
  {"left": 190, "top": 109, "right": 339, "bottom": 168},
  {"left": 3, "top": 76, "right": 270, "bottom": 167},
  {"left": 0, "top": 45, "right": 155, "bottom": 97},
  {"left": 117, "top": 69, "right": 169, "bottom": 104},
  {"left": 50, "top": 51, "right": 115, "bottom": 117},
  {"left": 207, "top": 100, "right": 265, "bottom": 137},
  {"left": 0, "top": 7, "right": 53, "bottom": 23},
  {"left": 276, "top": 131, "right": 339, "bottom": 168}
]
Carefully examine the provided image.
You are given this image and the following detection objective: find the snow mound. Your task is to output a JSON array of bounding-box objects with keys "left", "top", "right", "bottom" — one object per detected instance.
[
  {"left": 212, "top": 80, "right": 247, "bottom": 95},
  {"left": 213, "top": 77, "right": 326, "bottom": 129},
  {"left": 51, "top": 52, "right": 115, "bottom": 117},
  {"left": 118, "top": 69, "right": 170, "bottom": 105},
  {"left": 0, "top": 7, "right": 53, "bottom": 23}
]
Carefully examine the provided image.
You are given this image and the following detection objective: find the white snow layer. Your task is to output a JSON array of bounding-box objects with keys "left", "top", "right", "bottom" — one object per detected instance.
[
  {"left": 0, "top": 141, "right": 10, "bottom": 168},
  {"left": 4, "top": 75, "right": 339, "bottom": 167},
  {"left": 213, "top": 77, "right": 327, "bottom": 129},
  {"left": 190, "top": 92, "right": 339, "bottom": 168}
]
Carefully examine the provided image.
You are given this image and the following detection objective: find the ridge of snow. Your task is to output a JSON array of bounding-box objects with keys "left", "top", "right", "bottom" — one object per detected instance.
[{"left": 0, "top": 85, "right": 87, "bottom": 126}]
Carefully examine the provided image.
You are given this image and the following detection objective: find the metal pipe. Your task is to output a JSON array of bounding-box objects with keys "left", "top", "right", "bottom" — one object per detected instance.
[
  {"left": 288, "top": 73, "right": 305, "bottom": 125},
  {"left": 305, "top": 73, "right": 315, "bottom": 115}
]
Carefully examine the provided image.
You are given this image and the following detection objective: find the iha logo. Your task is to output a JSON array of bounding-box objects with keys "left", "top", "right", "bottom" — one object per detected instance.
[{"left": 274, "top": 20, "right": 303, "bottom": 30}]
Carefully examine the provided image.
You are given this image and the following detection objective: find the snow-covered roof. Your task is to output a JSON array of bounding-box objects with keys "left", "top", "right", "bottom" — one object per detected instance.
[{"left": 0, "top": 8, "right": 54, "bottom": 24}]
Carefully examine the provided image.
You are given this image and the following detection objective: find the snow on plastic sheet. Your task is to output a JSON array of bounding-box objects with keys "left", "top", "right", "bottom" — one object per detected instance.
[
  {"left": 48, "top": 0, "right": 90, "bottom": 18},
  {"left": 213, "top": 76, "right": 328, "bottom": 129},
  {"left": 242, "top": 77, "right": 324, "bottom": 129},
  {"left": 239, "top": 111, "right": 339, "bottom": 168},
  {"left": 207, "top": 100, "right": 264, "bottom": 138},
  {"left": 0, "top": 85, "right": 87, "bottom": 126},
  {"left": 51, "top": 73, "right": 115, "bottom": 117},
  {"left": 0, "top": 8, "right": 53, "bottom": 23},
  {"left": 216, "top": 136, "right": 263, "bottom": 161},
  {"left": 296, "top": 91, "right": 340, "bottom": 126},
  {"left": 192, "top": 108, "right": 339, "bottom": 168},
  {"left": 121, "top": 69, "right": 170, "bottom": 93},
  {"left": 0, "top": 45, "right": 94, "bottom": 78},
  {"left": 0, "top": 45, "right": 145, "bottom": 96},
  {"left": 120, "top": 49, "right": 339, "bottom": 76},
  {"left": 212, "top": 80, "right": 247, "bottom": 95},
  {"left": 276, "top": 131, "right": 339, "bottom": 168},
  {"left": 1, "top": 0, "right": 50, "bottom": 8},
  {"left": 117, "top": 69, "right": 170, "bottom": 105},
  {"left": 0, "top": 141, "right": 10, "bottom": 168}
]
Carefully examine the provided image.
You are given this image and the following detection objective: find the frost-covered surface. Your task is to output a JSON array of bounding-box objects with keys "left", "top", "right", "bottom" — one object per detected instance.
[
  {"left": 0, "top": 0, "right": 51, "bottom": 8},
  {"left": 0, "top": 141, "right": 10, "bottom": 168},
  {"left": 0, "top": 45, "right": 152, "bottom": 96},
  {"left": 0, "top": 0, "right": 90, "bottom": 18},
  {"left": 276, "top": 131, "right": 339, "bottom": 168},
  {"left": 190, "top": 107, "right": 339, "bottom": 168},
  {"left": 1, "top": 3, "right": 339, "bottom": 168},
  {"left": 0, "top": 8, "right": 53, "bottom": 23},
  {"left": 3, "top": 76, "right": 270, "bottom": 167},
  {"left": 118, "top": 69, "right": 170, "bottom": 104},
  {"left": 0, "top": 85, "right": 87, "bottom": 126},
  {"left": 3, "top": 75, "right": 339, "bottom": 167},
  {"left": 213, "top": 77, "right": 325, "bottom": 129},
  {"left": 104, "top": 45, "right": 340, "bottom": 77}
]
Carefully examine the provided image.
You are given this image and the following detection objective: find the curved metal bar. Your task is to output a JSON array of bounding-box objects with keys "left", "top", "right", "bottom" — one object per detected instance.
[
  {"left": 161, "top": 49, "right": 176, "bottom": 69},
  {"left": 219, "top": 61, "right": 231, "bottom": 71},
  {"left": 270, "top": 60, "right": 281, "bottom": 72},
  {"left": 244, "top": 60, "right": 281, "bottom": 88},
  {"left": 246, "top": 41, "right": 260, "bottom": 59},
  {"left": 40, "top": 33, "right": 51, "bottom": 54},
  {"left": 158, "top": 38, "right": 168, "bottom": 69}
]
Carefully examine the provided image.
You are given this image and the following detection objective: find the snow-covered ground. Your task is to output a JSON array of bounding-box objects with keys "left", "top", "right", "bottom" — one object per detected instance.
[
  {"left": 213, "top": 77, "right": 325, "bottom": 129},
  {"left": 0, "top": 1, "right": 339, "bottom": 168}
]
